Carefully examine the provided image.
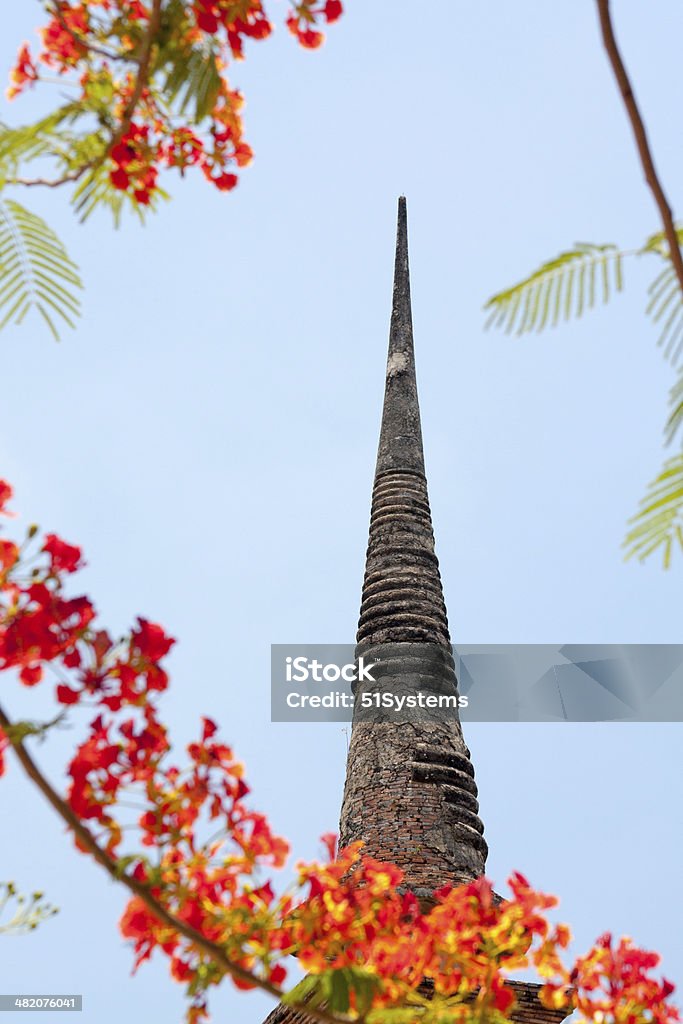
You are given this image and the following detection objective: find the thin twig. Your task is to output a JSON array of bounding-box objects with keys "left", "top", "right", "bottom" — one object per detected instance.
[
  {"left": 0, "top": 701, "right": 351, "bottom": 1024},
  {"left": 9, "top": 168, "right": 90, "bottom": 189},
  {"left": 596, "top": 0, "right": 683, "bottom": 293}
]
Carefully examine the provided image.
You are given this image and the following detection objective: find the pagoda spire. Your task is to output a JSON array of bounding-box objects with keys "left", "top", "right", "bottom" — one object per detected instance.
[
  {"left": 340, "top": 197, "right": 487, "bottom": 901},
  {"left": 263, "top": 199, "right": 572, "bottom": 1024},
  {"left": 374, "top": 194, "right": 425, "bottom": 477},
  {"left": 357, "top": 196, "right": 450, "bottom": 649}
]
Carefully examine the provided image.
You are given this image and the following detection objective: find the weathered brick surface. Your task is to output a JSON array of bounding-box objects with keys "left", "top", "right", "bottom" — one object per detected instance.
[{"left": 339, "top": 647, "right": 487, "bottom": 899}]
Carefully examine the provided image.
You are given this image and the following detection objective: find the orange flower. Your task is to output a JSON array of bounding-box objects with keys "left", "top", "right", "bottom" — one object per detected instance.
[{"left": 6, "top": 44, "right": 38, "bottom": 99}]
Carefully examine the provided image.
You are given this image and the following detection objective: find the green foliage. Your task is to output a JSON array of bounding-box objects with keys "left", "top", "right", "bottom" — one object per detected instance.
[
  {"left": 0, "top": 107, "right": 81, "bottom": 188},
  {"left": 623, "top": 453, "right": 683, "bottom": 568},
  {"left": 69, "top": 160, "right": 170, "bottom": 226},
  {"left": 621, "top": 340, "right": 683, "bottom": 567},
  {"left": 162, "top": 45, "right": 223, "bottom": 122},
  {"left": 645, "top": 263, "right": 683, "bottom": 363},
  {"left": 641, "top": 225, "right": 683, "bottom": 259},
  {"left": 281, "top": 974, "right": 326, "bottom": 1009},
  {"left": 0, "top": 199, "right": 82, "bottom": 340},
  {"left": 2, "top": 710, "right": 67, "bottom": 744},
  {"left": 484, "top": 243, "right": 624, "bottom": 335},
  {"left": 283, "top": 968, "right": 382, "bottom": 1017},
  {"left": 485, "top": 227, "right": 683, "bottom": 364},
  {"left": 487, "top": 226, "right": 683, "bottom": 565},
  {"left": 0, "top": 882, "right": 58, "bottom": 936},
  {"left": 665, "top": 368, "right": 683, "bottom": 444}
]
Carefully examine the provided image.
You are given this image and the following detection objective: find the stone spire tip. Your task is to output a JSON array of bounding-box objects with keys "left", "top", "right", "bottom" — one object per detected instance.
[{"left": 374, "top": 196, "right": 424, "bottom": 476}]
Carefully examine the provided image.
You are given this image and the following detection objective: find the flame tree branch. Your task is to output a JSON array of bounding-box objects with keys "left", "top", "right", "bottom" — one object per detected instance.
[{"left": 0, "top": 700, "right": 356, "bottom": 1024}]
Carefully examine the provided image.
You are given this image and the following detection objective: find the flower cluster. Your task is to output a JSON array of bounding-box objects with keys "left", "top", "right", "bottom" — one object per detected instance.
[
  {"left": 118, "top": 715, "right": 290, "bottom": 1020},
  {"left": 272, "top": 851, "right": 572, "bottom": 1014},
  {"left": 0, "top": 477, "right": 679, "bottom": 1024},
  {"left": 5, "top": 0, "right": 343, "bottom": 210},
  {"left": 558, "top": 932, "right": 679, "bottom": 1024},
  {"left": 0, "top": 477, "right": 290, "bottom": 1022},
  {"left": 286, "top": 1, "right": 343, "bottom": 49}
]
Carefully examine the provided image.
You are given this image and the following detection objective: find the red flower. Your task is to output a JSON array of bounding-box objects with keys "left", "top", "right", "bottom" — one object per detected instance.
[
  {"left": 194, "top": 4, "right": 219, "bottom": 33},
  {"left": 324, "top": 0, "right": 343, "bottom": 23},
  {"left": 269, "top": 963, "right": 286, "bottom": 987},
  {"left": 0, "top": 480, "right": 15, "bottom": 517},
  {"left": 201, "top": 716, "right": 218, "bottom": 740},
  {"left": 0, "top": 539, "right": 19, "bottom": 570},
  {"left": 214, "top": 172, "right": 238, "bottom": 191},
  {"left": 302, "top": 28, "right": 323, "bottom": 48},
  {"left": 131, "top": 618, "right": 175, "bottom": 661},
  {"left": 20, "top": 664, "right": 43, "bottom": 686},
  {"left": 43, "top": 533, "right": 83, "bottom": 573},
  {"left": 321, "top": 832, "right": 337, "bottom": 859},
  {"left": 110, "top": 142, "right": 136, "bottom": 167},
  {"left": 56, "top": 684, "right": 80, "bottom": 705},
  {"left": 110, "top": 167, "right": 130, "bottom": 190},
  {"left": 491, "top": 979, "right": 516, "bottom": 1014},
  {"left": 171, "top": 958, "right": 193, "bottom": 982},
  {"left": 62, "top": 648, "right": 81, "bottom": 668}
]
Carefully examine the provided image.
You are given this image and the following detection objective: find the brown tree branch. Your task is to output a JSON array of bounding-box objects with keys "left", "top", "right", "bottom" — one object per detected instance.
[
  {"left": 9, "top": 168, "right": 91, "bottom": 189},
  {"left": 111, "top": 0, "right": 162, "bottom": 146},
  {"left": 0, "top": 701, "right": 353, "bottom": 1024},
  {"left": 596, "top": 0, "right": 683, "bottom": 292}
]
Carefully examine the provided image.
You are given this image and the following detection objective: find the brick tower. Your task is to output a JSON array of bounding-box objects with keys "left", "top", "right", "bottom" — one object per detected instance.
[{"left": 264, "top": 198, "right": 568, "bottom": 1024}]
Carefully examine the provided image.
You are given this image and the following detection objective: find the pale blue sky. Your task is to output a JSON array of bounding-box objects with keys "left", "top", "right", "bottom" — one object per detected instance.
[{"left": 1, "top": 3, "right": 681, "bottom": 1023}]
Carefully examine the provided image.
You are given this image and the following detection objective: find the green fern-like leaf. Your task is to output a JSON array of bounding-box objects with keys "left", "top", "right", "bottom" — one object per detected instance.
[
  {"left": 71, "top": 162, "right": 127, "bottom": 225},
  {"left": 624, "top": 452, "right": 683, "bottom": 567},
  {"left": 71, "top": 162, "right": 168, "bottom": 224},
  {"left": 484, "top": 243, "right": 625, "bottom": 335},
  {"left": 645, "top": 263, "right": 683, "bottom": 364},
  {"left": 0, "top": 199, "right": 82, "bottom": 340},
  {"left": 665, "top": 368, "right": 683, "bottom": 444},
  {"left": 640, "top": 225, "right": 683, "bottom": 364},
  {"left": 162, "top": 46, "right": 222, "bottom": 121},
  {"left": 0, "top": 105, "right": 82, "bottom": 186}
]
